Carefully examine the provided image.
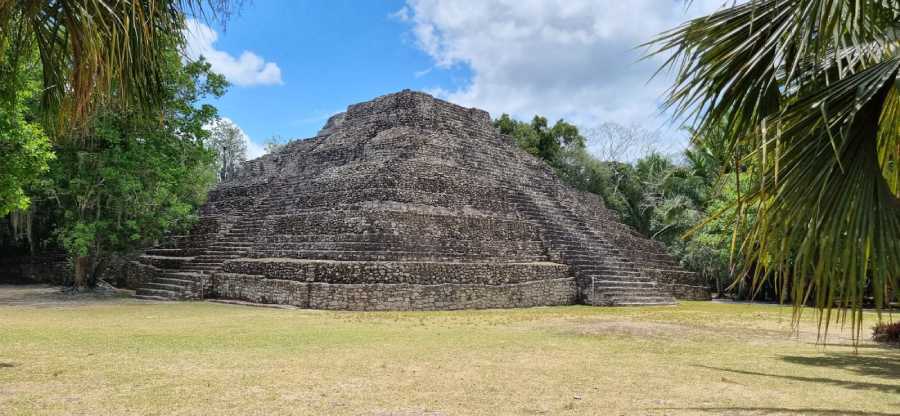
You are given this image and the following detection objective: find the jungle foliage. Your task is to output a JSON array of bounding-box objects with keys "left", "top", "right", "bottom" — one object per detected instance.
[
  {"left": 495, "top": 114, "right": 755, "bottom": 297},
  {"left": 0, "top": 40, "right": 228, "bottom": 289},
  {"left": 48, "top": 53, "right": 226, "bottom": 287},
  {"left": 648, "top": 0, "right": 900, "bottom": 337}
]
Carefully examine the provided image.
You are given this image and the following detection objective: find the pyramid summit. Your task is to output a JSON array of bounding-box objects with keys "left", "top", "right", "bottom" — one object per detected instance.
[{"left": 129, "top": 90, "right": 708, "bottom": 309}]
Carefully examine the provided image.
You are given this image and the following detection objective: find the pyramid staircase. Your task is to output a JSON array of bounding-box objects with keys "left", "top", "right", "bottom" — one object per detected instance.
[
  {"left": 133, "top": 190, "right": 272, "bottom": 300},
  {"left": 513, "top": 184, "right": 675, "bottom": 306}
]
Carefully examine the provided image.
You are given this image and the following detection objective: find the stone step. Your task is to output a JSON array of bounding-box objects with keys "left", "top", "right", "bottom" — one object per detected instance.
[
  {"left": 230, "top": 228, "right": 262, "bottom": 233},
  {"left": 135, "top": 288, "right": 180, "bottom": 299},
  {"left": 257, "top": 234, "right": 546, "bottom": 244},
  {"left": 182, "top": 265, "right": 218, "bottom": 270},
  {"left": 594, "top": 287, "right": 671, "bottom": 297},
  {"left": 144, "top": 248, "right": 188, "bottom": 256},
  {"left": 593, "top": 280, "right": 658, "bottom": 288},
  {"left": 201, "top": 250, "right": 246, "bottom": 256},
  {"left": 138, "top": 255, "right": 195, "bottom": 270},
  {"left": 133, "top": 295, "right": 175, "bottom": 301},
  {"left": 193, "top": 255, "right": 241, "bottom": 261},
  {"left": 140, "top": 254, "right": 195, "bottom": 260},
  {"left": 207, "top": 244, "right": 251, "bottom": 249},
  {"left": 145, "top": 282, "right": 189, "bottom": 292},
  {"left": 584, "top": 270, "right": 643, "bottom": 277},
  {"left": 217, "top": 239, "right": 255, "bottom": 244},
  {"left": 567, "top": 259, "right": 605, "bottom": 266},
  {"left": 213, "top": 241, "right": 255, "bottom": 247},
  {"left": 606, "top": 298, "right": 676, "bottom": 306},
  {"left": 207, "top": 245, "right": 252, "bottom": 251},
  {"left": 246, "top": 250, "right": 549, "bottom": 262},
  {"left": 155, "top": 277, "right": 196, "bottom": 286},
  {"left": 596, "top": 283, "right": 668, "bottom": 293},
  {"left": 162, "top": 271, "right": 205, "bottom": 279}
]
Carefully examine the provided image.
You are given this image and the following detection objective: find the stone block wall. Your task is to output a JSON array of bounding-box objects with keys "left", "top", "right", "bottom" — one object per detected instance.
[
  {"left": 211, "top": 272, "right": 576, "bottom": 310},
  {"left": 221, "top": 259, "right": 569, "bottom": 285},
  {"left": 0, "top": 251, "right": 69, "bottom": 284}
]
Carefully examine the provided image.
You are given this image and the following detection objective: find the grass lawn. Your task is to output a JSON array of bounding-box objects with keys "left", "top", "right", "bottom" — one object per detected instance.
[{"left": 1, "top": 285, "right": 898, "bottom": 415}]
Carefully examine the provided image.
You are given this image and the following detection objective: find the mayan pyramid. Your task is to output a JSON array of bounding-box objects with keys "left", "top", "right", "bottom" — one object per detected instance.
[{"left": 129, "top": 90, "right": 708, "bottom": 309}]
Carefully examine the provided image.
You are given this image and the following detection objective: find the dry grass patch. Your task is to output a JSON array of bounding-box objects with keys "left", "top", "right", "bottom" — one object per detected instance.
[{"left": 0, "top": 285, "right": 898, "bottom": 415}]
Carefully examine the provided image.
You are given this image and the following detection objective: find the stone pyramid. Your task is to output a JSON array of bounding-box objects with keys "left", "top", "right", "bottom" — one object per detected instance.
[{"left": 130, "top": 90, "right": 708, "bottom": 309}]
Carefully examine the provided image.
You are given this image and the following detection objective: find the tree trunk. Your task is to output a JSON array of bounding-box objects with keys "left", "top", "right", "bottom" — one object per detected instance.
[{"left": 73, "top": 255, "right": 92, "bottom": 289}]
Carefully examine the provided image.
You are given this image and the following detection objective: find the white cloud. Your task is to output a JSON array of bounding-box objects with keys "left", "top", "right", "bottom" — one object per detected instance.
[
  {"left": 207, "top": 117, "right": 267, "bottom": 159},
  {"left": 183, "top": 18, "right": 283, "bottom": 87},
  {"left": 244, "top": 138, "right": 266, "bottom": 160},
  {"left": 397, "top": 0, "right": 726, "bottom": 158}
]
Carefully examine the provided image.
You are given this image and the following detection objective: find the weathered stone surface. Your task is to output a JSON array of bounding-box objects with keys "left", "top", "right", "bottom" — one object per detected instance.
[
  {"left": 221, "top": 259, "right": 569, "bottom": 285},
  {"left": 134, "top": 90, "right": 709, "bottom": 307},
  {"left": 211, "top": 273, "right": 577, "bottom": 311}
]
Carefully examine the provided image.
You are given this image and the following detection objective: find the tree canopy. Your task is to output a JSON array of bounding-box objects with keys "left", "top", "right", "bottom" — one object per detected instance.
[
  {"left": 207, "top": 119, "right": 248, "bottom": 182},
  {"left": 494, "top": 114, "right": 585, "bottom": 166},
  {"left": 0, "top": 40, "right": 52, "bottom": 216},
  {"left": 49, "top": 52, "right": 226, "bottom": 287}
]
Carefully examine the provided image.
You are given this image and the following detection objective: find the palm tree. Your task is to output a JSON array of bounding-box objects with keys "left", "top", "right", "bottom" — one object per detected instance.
[
  {"left": 0, "top": 0, "right": 233, "bottom": 124},
  {"left": 649, "top": 0, "right": 899, "bottom": 339}
]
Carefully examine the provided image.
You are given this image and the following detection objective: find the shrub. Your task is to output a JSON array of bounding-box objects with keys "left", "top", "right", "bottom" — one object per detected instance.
[{"left": 872, "top": 321, "right": 900, "bottom": 345}]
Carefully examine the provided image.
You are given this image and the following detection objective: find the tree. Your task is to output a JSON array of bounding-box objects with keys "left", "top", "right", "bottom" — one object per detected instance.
[
  {"left": 495, "top": 114, "right": 585, "bottom": 167},
  {"left": 600, "top": 153, "right": 706, "bottom": 241},
  {"left": 207, "top": 119, "right": 247, "bottom": 182},
  {"left": 674, "top": 167, "right": 759, "bottom": 299},
  {"left": 0, "top": 0, "right": 233, "bottom": 123},
  {"left": 264, "top": 134, "right": 287, "bottom": 154},
  {"left": 585, "top": 122, "right": 661, "bottom": 162},
  {"left": 0, "top": 39, "right": 52, "bottom": 216},
  {"left": 0, "top": 1, "right": 236, "bottom": 228},
  {"left": 649, "top": 0, "right": 900, "bottom": 336},
  {"left": 49, "top": 52, "right": 226, "bottom": 289}
]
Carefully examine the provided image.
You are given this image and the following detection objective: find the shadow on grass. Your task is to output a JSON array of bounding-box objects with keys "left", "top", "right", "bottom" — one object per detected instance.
[
  {"left": 780, "top": 351, "right": 900, "bottom": 380},
  {"left": 656, "top": 407, "right": 900, "bottom": 415},
  {"left": 694, "top": 364, "right": 900, "bottom": 394}
]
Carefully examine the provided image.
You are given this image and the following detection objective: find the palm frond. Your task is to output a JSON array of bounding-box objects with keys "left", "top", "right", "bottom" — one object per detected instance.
[
  {"left": 647, "top": 0, "right": 898, "bottom": 137},
  {"left": 650, "top": 0, "right": 900, "bottom": 341},
  {"left": 744, "top": 59, "right": 900, "bottom": 340},
  {"left": 0, "top": 0, "right": 235, "bottom": 128}
]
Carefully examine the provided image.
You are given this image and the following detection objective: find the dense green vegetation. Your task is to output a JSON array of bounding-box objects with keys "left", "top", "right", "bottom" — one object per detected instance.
[
  {"left": 2, "top": 46, "right": 229, "bottom": 287},
  {"left": 0, "top": 3, "right": 235, "bottom": 288},
  {"left": 50, "top": 53, "right": 227, "bottom": 287},
  {"left": 0, "top": 42, "right": 53, "bottom": 216},
  {"left": 649, "top": 0, "right": 900, "bottom": 331}
]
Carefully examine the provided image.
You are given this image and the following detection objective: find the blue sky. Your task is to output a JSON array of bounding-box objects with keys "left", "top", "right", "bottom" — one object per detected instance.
[{"left": 186, "top": 1, "right": 723, "bottom": 159}]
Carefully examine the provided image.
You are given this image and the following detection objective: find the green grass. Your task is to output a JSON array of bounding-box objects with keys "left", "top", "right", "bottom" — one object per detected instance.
[{"left": 1, "top": 287, "right": 898, "bottom": 415}]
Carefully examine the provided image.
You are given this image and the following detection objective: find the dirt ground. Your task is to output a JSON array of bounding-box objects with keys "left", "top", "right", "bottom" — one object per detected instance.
[{"left": 0, "top": 284, "right": 137, "bottom": 307}]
